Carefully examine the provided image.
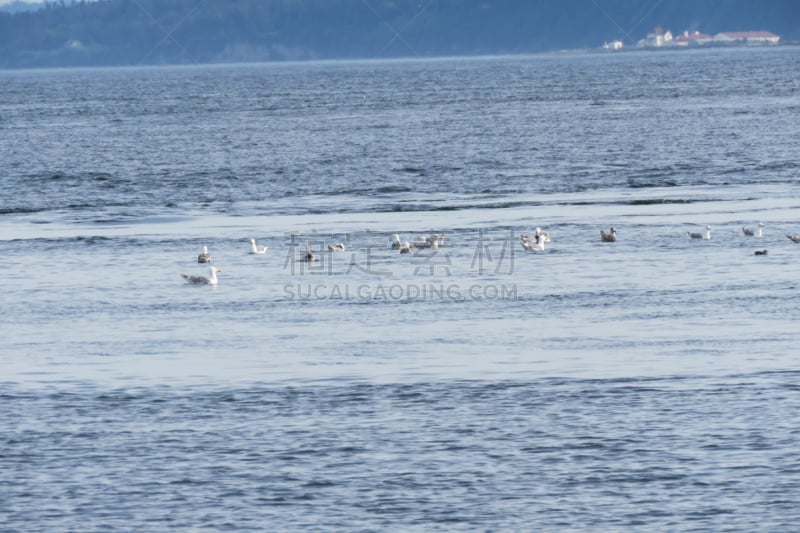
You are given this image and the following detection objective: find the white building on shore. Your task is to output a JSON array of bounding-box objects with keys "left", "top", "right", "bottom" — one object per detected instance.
[
  {"left": 602, "top": 40, "right": 624, "bottom": 50},
  {"left": 713, "top": 31, "right": 780, "bottom": 45},
  {"left": 604, "top": 27, "right": 780, "bottom": 51},
  {"left": 637, "top": 27, "right": 673, "bottom": 48},
  {"left": 672, "top": 31, "right": 712, "bottom": 46}
]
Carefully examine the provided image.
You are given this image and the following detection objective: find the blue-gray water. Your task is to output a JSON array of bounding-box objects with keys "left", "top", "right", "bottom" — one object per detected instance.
[{"left": 2, "top": 47, "right": 800, "bottom": 530}]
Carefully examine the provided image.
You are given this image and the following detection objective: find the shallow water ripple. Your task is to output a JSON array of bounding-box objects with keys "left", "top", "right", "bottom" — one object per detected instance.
[{"left": 1, "top": 375, "right": 798, "bottom": 530}]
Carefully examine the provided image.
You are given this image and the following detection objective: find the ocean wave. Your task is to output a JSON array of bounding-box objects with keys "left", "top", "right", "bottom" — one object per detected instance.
[
  {"left": 0, "top": 207, "right": 47, "bottom": 215},
  {"left": 626, "top": 179, "right": 679, "bottom": 189},
  {"left": 626, "top": 199, "right": 693, "bottom": 206}
]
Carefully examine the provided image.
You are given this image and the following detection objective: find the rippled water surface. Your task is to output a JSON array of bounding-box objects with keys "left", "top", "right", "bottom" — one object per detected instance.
[{"left": 2, "top": 47, "right": 800, "bottom": 530}]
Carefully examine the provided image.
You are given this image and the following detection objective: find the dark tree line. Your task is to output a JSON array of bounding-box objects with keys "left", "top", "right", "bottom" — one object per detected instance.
[{"left": 0, "top": 0, "right": 796, "bottom": 68}]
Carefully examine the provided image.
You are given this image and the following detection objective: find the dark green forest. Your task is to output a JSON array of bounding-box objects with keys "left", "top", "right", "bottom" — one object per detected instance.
[{"left": 0, "top": 0, "right": 797, "bottom": 68}]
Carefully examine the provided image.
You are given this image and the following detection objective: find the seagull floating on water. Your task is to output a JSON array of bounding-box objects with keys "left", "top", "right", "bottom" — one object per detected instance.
[
  {"left": 302, "top": 243, "right": 317, "bottom": 262},
  {"left": 787, "top": 234, "right": 800, "bottom": 243},
  {"left": 197, "top": 245, "right": 211, "bottom": 263},
  {"left": 391, "top": 234, "right": 403, "bottom": 250},
  {"left": 600, "top": 227, "right": 617, "bottom": 242},
  {"left": 520, "top": 233, "right": 545, "bottom": 251},
  {"left": 181, "top": 266, "right": 221, "bottom": 285},
  {"left": 413, "top": 233, "right": 445, "bottom": 250},
  {"left": 249, "top": 239, "right": 268, "bottom": 254},
  {"left": 754, "top": 249, "right": 768, "bottom": 256},
  {"left": 743, "top": 223, "right": 764, "bottom": 237},
  {"left": 328, "top": 243, "right": 346, "bottom": 252},
  {"left": 522, "top": 227, "right": 551, "bottom": 244},
  {"left": 520, "top": 228, "right": 549, "bottom": 251},
  {"left": 538, "top": 229, "right": 551, "bottom": 244},
  {"left": 688, "top": 226, "right": 711, "bottom": 240},
  {"left": 399, "top": 242, "right": 414, "bottom": 254}
]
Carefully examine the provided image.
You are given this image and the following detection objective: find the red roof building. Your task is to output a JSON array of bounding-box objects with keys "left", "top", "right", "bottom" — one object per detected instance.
[
  {"left": 673, "top": 31, "right": 713, "bottom": 46},
  {"left": 714, "top": 31, "right": 780, "bottom": 44}
]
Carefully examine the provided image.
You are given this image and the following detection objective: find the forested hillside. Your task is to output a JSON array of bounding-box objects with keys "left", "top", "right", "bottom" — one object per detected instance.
[{"left": 0, "top": 0, "right": 796, "bottom": 68}]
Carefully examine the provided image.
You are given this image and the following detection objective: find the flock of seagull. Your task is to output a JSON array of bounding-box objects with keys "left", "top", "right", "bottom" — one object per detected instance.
[
  {"left": 180, "top": 237, "right": 350, "bottom": 285},
  {"left": 181, "top": 234, "right": 444, "bottom": 285},
  {"left": 391, "top": 233, "right": 446, "bottom": 254},
  {"left": 181, "top": 239, "right": 268, "bottom": 285},
  {"left": 181, "top": 224, "right": 800, "bottom": 285}
]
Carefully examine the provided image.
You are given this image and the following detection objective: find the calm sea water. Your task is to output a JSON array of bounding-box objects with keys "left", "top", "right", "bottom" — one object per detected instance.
[{"left": 2, "top": 47, "right": 800, "bottom": 530}]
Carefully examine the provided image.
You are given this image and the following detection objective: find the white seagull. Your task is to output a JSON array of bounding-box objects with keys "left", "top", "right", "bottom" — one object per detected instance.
[
  {"left": 181, "top": 266, "right": 221, "bottom": 285},
  {"left": 399, "top": 242, "right": 415, "bottom": 254},
  {"left": 413, "top": 235, "right": 435, "bottom": 249},
  {"left": 302, "top": 243, "right": 317, "bottom": 262},
  {"left": 742, "top": 222, "right": 764, "bottom": 237},
  {"left": 411, "top": 233, "right": 445, "bottom": 250},
  {"left": 197, "top": 245, "right": 211, "bottom": 263},
  {"left": 688, "top": 226, "right": 711, "bottom": 240},
  {"left": 328, "top": 243, "right": 346, "bottom": 252},
  {"left": 787, "top": 234, "right": 800, "bottom": 243},
  {"left": 522, "top": 227, "right": 551, "bottom": 244},
  {"left": 537, "top": 229, "right": 551, "bottom": 244},
  {"left": 600, "top": 227, "right": 617, "bottom": 242},
  {"left": 249, "top": 239, "right": 268, "bottom": 254},
  {"left": 521, "top": 234, "right": 545, "bottom": 251},
  {"left": 391, "top": 234, "right": 403, "bottom": 250}
]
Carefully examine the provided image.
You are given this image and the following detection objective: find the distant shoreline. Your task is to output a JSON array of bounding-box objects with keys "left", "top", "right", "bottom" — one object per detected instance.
[
  {"left": 591, "top": 41, "right": 793, "bottom": 54},
  {"left": 0, "top": 42, "right": 797, "bottom": 73},
  {"left": 550, "top": 41, "right": 796, "bottom": 57}
]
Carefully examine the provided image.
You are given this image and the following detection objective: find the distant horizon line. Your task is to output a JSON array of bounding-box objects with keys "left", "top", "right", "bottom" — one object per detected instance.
[{"left": 1, "top": 43, "right": 796, "bottom": 73}]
